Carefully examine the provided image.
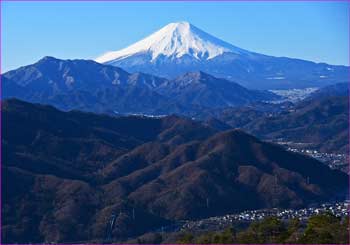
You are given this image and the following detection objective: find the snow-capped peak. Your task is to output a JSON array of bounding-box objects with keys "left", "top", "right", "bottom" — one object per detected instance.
[{"left": 95, "top": 21, "right": 248, "bottom": 63}]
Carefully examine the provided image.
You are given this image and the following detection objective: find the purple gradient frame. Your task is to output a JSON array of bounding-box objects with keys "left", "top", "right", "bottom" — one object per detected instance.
[
  {"left": 348, "top": 0, "right": 350, "bottom": 244},
  {"left": 1, "top": 0, "right": 3, "bottom": 244},
  {"left": 1, "top": 0, "right": 296, "bottom": 1},
  {"left": 0, "top": 0, "right": 349, "bottom": 245}
]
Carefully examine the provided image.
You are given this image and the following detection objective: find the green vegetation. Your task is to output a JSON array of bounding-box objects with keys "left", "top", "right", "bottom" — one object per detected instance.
[
  {"left": 299, "top": 213, "right": 349, "bottom": 244},
  {"left": 177, "top": 213, "right": 349, "bottom": 244}
]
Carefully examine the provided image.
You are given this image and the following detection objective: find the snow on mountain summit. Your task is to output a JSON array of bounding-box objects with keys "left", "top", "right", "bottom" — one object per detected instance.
[
  {"left": 93, "top": 22, "right": 348, "bottom": 90},
  {"left": 95, "top": 21, "right": 248, "bottom": 63}
]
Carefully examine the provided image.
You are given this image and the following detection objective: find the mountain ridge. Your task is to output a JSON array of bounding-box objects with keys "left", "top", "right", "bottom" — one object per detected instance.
[
  {"left": 3, "top": 99, "right": 347, "bottom": 243},
  {"left": 3, "top": 57, "right": 278, "bottom": 114}
]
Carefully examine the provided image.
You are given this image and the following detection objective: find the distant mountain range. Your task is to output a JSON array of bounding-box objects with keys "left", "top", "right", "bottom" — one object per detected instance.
[
  {"left": 2, "top": 56, "right": 278, "bottom": 114},
  {"left": 3, "top": 99, "right": 347, "bottom": 243},
  {"left": 3, "top": 22, "right": 348, "bottom": 116},
  {"left": 306, "top": 82, "right": 348, "bottom": 100},
  {"left": 210, "top": 95, "right": 348, "bottom": 154},
  {"left": 3, "top": 56, "right": 347, "bottom": 155},
  {"left": 96, "top": 22, "right": 348, "bottom": 90}
]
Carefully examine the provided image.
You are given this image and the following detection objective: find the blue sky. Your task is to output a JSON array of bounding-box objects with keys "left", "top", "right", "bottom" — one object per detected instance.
[{"left": 2, "top": 1, "right": 349, "bottom": 72}]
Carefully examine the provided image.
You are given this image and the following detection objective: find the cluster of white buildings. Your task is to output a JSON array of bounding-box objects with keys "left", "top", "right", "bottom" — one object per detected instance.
[
  {"left": 274, "top": 139, "right": 348, "bottom": 173},
  {"left": 181, "top": 201, "right": 349, "bottom": 231},
  {"left": 286, "top": 146, "right": 348, "bottom": 173}
]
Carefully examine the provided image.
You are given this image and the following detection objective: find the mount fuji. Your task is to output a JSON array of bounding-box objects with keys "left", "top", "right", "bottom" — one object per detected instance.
[
  {"left": 96, "top": 21, "right": 250, "bottom": 63},
  {"left": 96, "top": 22, "right": 348, "bottom": 90}
]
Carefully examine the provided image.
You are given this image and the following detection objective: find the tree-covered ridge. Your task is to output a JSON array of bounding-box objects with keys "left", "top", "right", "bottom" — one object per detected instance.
[{"left": 177, "top": 213, "right": 349, "bottom": 244}]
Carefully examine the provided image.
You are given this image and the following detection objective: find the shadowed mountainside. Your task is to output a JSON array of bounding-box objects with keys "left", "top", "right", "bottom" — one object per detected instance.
[{"left": 2, "top": 99, "right": 347, "bottom": 243}]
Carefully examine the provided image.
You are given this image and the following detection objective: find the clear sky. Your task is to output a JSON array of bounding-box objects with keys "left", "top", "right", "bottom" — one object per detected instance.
[{"left": 2, "top": 1, "right": 349, "bottom": 72}]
